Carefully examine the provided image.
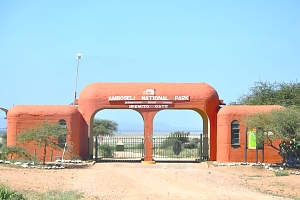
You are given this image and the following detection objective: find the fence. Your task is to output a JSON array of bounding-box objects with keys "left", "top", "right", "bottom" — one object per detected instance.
[
  {"left": 96, "top": 135, "right": 144, "bottom": 161},
  {"left": 96, "top": 133, "right": 206, "bottom": 162},
  {"left": 153, "top": 134, "right": 203, "bottom": 162}
]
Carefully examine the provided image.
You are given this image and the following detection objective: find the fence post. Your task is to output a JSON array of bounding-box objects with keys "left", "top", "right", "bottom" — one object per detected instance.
[
  {"left": 199, "top": 134, "right": 203, "bottom": 162},
  {"left": 50, "top": 150, "right": 52, "bottom": 162},
  {"left": 95, "top": 137, "right": 98, "bottom": 161},
  {"left": 244, "top": 128, "right": 247, "bottom": 163}
]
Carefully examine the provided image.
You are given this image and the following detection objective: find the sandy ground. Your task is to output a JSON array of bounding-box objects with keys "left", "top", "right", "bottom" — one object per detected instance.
[{"left": 0, "top": 161, "right": 299, "bottom": 200}]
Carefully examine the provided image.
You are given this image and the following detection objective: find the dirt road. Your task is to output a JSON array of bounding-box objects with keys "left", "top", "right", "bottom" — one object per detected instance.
[{"left": 0, "top": 162, "right": 298, "bottom": 199}]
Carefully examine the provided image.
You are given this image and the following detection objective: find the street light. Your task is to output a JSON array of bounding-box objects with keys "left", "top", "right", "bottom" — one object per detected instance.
[{"left": 74, "top": 54, "right": 82, "bottom": 105}]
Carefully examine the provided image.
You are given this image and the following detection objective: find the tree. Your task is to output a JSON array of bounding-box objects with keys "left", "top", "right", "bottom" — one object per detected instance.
[
  {"left": 93, "top": 119, "right": 118, "bottom": 160},
  {"left": 235, "top": 80, "right": 300, "bottom": 165},
  {"left": 234, "top": 80, "right": 300, "bottom": 107},
  {"left": 4, "top": 145, "right": 30, "bottom": 160},
  {"left": 160, "top": 131, "right": 190, "bottom": 149},
  {"left": 244, "top": 107, "right": 300, "bottom": 166},
  {"left": 93, "top": 119, "right": 118, "bottom": 136},
  {"left": 17, "top": 121, "right": 70, "bottom": 165}
]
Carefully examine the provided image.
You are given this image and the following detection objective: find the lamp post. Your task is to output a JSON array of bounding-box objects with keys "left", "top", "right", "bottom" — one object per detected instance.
[{"left": 74, "top": 54, "right": 82, "bottom": 105}]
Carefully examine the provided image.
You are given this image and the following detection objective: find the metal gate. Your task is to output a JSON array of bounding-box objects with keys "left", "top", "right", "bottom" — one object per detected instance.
[
  {"left": 96, "top": 134, "right": 207, "bottom": 162},
  {"left": 96, "top": 135, "right": 144, "bottom": 162},
  {"left": 153, "top": 133, "right": 205, "bottom": 162}
]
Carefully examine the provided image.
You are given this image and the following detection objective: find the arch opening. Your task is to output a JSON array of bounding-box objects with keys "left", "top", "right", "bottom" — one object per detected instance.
[
  {"left": 152, "top": 109, "right": 209, "bottom": 162},
  {"left": 89, "top": 109, "right": 144, "bottom": 161}
]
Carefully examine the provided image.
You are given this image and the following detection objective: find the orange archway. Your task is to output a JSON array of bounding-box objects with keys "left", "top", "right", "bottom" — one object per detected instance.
[{"left": 78, "top": 82, "right": 220, "bottom": 161}]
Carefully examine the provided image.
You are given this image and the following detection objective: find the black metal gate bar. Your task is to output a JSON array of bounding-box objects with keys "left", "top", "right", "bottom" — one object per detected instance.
[{"left": 97, "top": 135, "right": 144, "bottom": 161}]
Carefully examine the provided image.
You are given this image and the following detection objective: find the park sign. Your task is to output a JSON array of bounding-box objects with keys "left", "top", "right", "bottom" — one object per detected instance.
[
  {"left": 108, "top": 89, "right": 190, "bottom": 109},
  {"left": 247, "top": 128, "right": 264, "bottom": 150},
  {"left": 247, "top": 128, "right": 257, "bottom": 149}
]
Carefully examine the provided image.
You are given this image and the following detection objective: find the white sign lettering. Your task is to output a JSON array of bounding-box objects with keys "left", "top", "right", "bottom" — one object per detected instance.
[
  {"left": 141, "top": 96, "right": 169, "bottom": 100},
  {"left": 128, "top": 105, "right": 169, "bottom": 109},
  {"left": 108, "top": 96, "right": 135, "bottom": 101},
  {"left": 174, "top": 96, "right": 189, "bottom": 100},
  {"left": 108, "top": 95, "right": 189, "bottom": 101},
  {"left": 129, "top": 105, "right": 150, "bottom": 109}
]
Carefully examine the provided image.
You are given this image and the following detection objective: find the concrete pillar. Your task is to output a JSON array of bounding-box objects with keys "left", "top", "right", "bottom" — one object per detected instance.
[{"left": 141, "top": 111, "right": 157, "bottom": 163}]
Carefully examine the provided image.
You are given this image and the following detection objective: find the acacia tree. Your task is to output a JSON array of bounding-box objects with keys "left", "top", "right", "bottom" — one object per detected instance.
[
  {"left": 93, "top": 119, "right": 118, "bottom": 136},
  {"left": 93, "top": 119, "right": 118, "bottom": 160},
  {"left": 17, "top": 121, "right": 70, "bottom": 165},
  {"left": 244, "top": 107, "right": 300, "bottom": 165},
  {"left": 234, "top": 80, "right": 300, "bottom": 107},
  {"left": 5, "top": 145, "right": 30, "bottom": 160}
]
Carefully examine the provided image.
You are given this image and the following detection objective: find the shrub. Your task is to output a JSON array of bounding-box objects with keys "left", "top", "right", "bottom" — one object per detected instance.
[
  {"left": 0, "top": 184, "right": 26, "bottom": 200},
  {"left": 63, "top": 142, "right": 82, "bottom": 160},
  {"left": 274, "top": 170, "right": 289, "bottom": 176},
  {"left": 160, "top": 131, "right": 191, "bottom": 149},
  {"left": 160, "top": 138, "right": 178, "bottom": 149},
  {"left": 24, "top": 190, "right": 84, "bottom": 200},
  {"left": 1, "top": 146, "right": 31, "bottom": 161},
  {"left": 135, "top": 143, "right": 144, "bottom": 150},
  {"left": 169, "top": 131, "right": 190, "bottom": 144},
  {"left": 99, "top": 145, "right": 114, "bottom": 158},
  {"left": 183, "top": 143, "right": 198, "bottom": 149}
]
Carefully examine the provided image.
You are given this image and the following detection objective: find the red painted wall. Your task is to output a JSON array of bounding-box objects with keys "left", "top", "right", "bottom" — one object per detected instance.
[
  {"left": 217, "top": 105, "right": 283, "bottom": 163},
  {"left": 7, "top": 105, "right": 83, "bottom": 162}
]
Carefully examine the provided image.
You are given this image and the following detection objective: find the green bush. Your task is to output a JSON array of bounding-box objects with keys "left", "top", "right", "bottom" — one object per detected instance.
[
  {"left": 134, "top": 143, "right": 144, "bottom": 150},
  {"left": 160, "top": 138, "right": 178, "bottom": 149},
  {"left": 169, "top": 131, "right": 190, "bottom": 143},
  {"left": 274, "top": 170, "right": 289, "bottom": 176},
  {"left": 1, "top": 146, "right": 31, "bottom": 161},
  {"left": 99, "top": 145, "right": 114, "bottom": 158},
  {"left": 160, "top": 131, "right": 191, "bottom": 149},
  {"left": 183, "top": 142, "right": 197, "bottom": 149},
  {"left": 0, "top": 184, "right": 26, "bottom": 200},
  {"left": 24, "top": 190, "right": 84, "bottom": 200},
  {"left": 0, "top": 183, "right": 85, "bottom": 200}
]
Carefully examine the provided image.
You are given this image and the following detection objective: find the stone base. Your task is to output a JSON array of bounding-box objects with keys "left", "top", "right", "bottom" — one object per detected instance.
[{"left": 141, "top": 161, "right": 156, "bottom": 164}]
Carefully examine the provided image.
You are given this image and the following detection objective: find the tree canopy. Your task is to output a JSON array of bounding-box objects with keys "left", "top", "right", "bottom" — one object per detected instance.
[
  {"left": 244, "top": 108, "right": 300, "bottom": 147},
  {"left": 244, "top": 107, "right": 300, "bottom": 165},
  {"left": 233, "top": 80, "right": 300, "bottom": 107},
  {"left": 17, "top": 121, "right": 70, "bottom": 165},
  {"left": 93, "top": 119, "right": 118, "bottom": 136}
]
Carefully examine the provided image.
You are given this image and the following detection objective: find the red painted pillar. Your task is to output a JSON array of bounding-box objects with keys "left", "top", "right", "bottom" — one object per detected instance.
[{"left": 141, "top": 110, "right": 157, "bottom": 163}]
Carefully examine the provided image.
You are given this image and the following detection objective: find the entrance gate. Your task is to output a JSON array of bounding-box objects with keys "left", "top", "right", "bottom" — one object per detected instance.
[
  {"left": 97, "top": 135, "right": 145, "bottom": 162},
  {"left": 96, "top": 134, "right": 205, "bottom": 162},
  {"left": 81, "top": 83, "right": 219, "bottom": 161}
]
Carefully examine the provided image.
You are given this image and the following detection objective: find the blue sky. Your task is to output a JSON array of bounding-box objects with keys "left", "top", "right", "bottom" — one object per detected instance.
[{"left": 0, "top": 1, "right": 299, "bottom": 130}]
